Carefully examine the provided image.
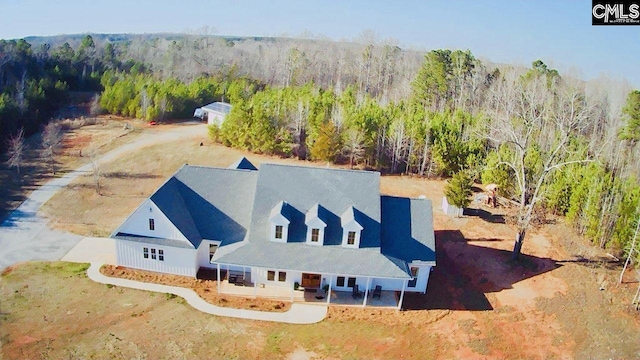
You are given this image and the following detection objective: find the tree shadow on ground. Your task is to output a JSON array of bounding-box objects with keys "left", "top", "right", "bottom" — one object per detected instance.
[
  {"left": 103, "top": 172, "right": 161, "bottom": 179},
  {"left": 463, "top": 207, "right": 505, "bottom": 224},
  {"left": 557, "top": 255, "right": 622, "bottom": 271},
  {"left": 402, "top": 230, "right": 561, "bottom": 311}
]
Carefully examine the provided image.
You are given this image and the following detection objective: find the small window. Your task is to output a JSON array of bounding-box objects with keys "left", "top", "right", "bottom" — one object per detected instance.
[
  {"left": 209, "top": 243, "right": 218, "bottom": 261},
  {"left": 337, "top": 276, "right": 345, "bottom": 287},
  {"left": 149, "top": 219, "right": 155, "bottom": 231},
  {"left": 347, "top": 277, "right": 356, "bottom": 288},
  {"left": 347, "top": 231, "right": 356, "bottom": 245},
  {"left": 159, "top": 249, "right": 164, "bottom": 261},
  {"left": 311, "top": 228, "right": 320, "bottom": 242},
  {"left": 278, "top": 271, "right": 286, "bottom": 282},
  {"left": 267, "top": 270, "right": 275, "bottom": 281},
  {"left": 151, "top": 248, "right": 156, "bottom": 260},
  {"left": 143, "top": 247, "right": 149, "bottom": 259},
  {"left": 275, "top": 225, "right": 283, "bottom": 239}
]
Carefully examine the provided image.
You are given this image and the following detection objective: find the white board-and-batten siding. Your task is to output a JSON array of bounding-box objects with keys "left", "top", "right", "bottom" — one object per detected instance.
[{"left": 116, "top": 240, "right": 198, "bottom": 277}]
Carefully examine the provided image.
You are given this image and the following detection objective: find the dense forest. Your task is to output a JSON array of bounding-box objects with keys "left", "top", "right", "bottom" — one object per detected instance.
[{"left": 1, "top": 33, "right": 639, "bottom": 261}]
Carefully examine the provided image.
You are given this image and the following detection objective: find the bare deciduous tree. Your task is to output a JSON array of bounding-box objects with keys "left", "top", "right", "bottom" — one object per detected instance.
[
  {"left": 486, "top": 71, "right": 595, "bottom": 260},
  {"left": 90, "top": 94, "right": 102, "bottom": 119},
  {"left": 89, "top": 150, "right": 102, "bottom": 195},
  {"left": 42, "top": 122, "right": 63, "bottom": 175},
  {"left": 342, "top": 129, "right": 365, "bottom": 169},
  {"left": 6, "top": 128, "right": 25, "bottom": 174}
]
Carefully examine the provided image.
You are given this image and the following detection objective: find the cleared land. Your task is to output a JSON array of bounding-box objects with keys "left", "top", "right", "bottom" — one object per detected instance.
[
  {"left": 2, "top": 125, "right": 640, "bottom": 359},
  {"left": 0, "top": 116, "right": 146, "bottom": 223}
]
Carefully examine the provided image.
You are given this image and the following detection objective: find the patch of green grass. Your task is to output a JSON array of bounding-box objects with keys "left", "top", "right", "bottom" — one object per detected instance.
[
  {"left": 266, "top": 332, "right": 285, "bottom": 354},
  {"left": 45, "top": 262, "right": 90, "bottom": 276},
  {"left": 165, "top": 293, "right": 177, "bottom": 300}
]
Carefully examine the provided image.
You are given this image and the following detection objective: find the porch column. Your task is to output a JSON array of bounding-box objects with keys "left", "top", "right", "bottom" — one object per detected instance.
[
  {"left": 254, "top": 271, "right": 258, "bottom": 298},
  {"left": 397, "top": 280, "right": 407, "bottom": 310},
  {"left": 326, "top": 275, "right": 332, "bottom": 304},
  {"left": 290, "top": 280, "right": 294, "bottom": 302},
  {"left": 363, "top": 277, "right": 371, "bottom": 307},
  {"left": 216, "top": 263, "right": 221, "bottom": 293}
]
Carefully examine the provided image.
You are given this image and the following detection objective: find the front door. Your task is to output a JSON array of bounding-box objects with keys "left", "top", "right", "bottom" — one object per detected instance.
[{"left": 301, "top": 273, "right": 321, "bottom": 288}]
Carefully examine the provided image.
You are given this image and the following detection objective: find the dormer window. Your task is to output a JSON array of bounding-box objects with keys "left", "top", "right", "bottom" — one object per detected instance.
[
  {"left": 305, "top": 204, "right": 327, "bottom": 246},
  {"left": 269, "top": 201, "right": 290, "bottom": 242},
  {"left": 311, "top": 228, "right": 320, "bottom": 242},
  {"left": 347, "top": 231, "right": 356, "bottom": 245},
  {"left": 341, "top": 206, "right": 363, "bottom": 248}
]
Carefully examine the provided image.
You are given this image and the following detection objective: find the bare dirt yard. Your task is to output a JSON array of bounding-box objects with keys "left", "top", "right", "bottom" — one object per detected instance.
[{"left": 2, "top": 130, "right": 639, "bottom": 359}]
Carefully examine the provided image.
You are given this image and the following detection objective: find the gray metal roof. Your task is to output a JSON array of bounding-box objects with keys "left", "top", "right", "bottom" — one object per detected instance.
[
  {"left": 202, "top": 102, "right": 231, "bottom": 114},
  {"left": 150, "top": 177, "right": 202, "bottom": 246},
  {"left": 214, "top": 164, "right": 414, "bottom": 278},
  {"left": 247, "top": 164, "right": 381, "bottom": 247},
  {"left": 172, "top": 165, "right": 258, "bottom": 247},
  {"left": 114, "top": 233, "right": 195, "bottom": 249},
  {"left": 380, "top": 196, "right": 436, "bottom": 264},
  {"left": 214, "top": 241, "right": 411, "bottom": 279}
]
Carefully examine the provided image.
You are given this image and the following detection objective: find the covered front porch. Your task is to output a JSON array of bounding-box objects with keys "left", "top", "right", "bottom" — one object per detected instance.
[
  {"left": 213, "top": 263, "right": 407, "bottom": 309},
  {"left": 218, "top": 280, "right": 399, "bottom": 308}
]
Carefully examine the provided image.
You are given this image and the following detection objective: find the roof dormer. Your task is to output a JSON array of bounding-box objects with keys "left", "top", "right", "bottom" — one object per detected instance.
[
  {"left": 269, "top": 201, "right": 290, "bottom": 243},
  {"left": 305, "top": 204, "right": 327, "bottom": 246},
  {"left": 341, "top": 206, "right": 363, "bottom": 248}
]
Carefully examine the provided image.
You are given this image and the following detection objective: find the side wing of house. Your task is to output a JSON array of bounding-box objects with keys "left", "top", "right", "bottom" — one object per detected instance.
[{"left": 380, "top": 196, "right": 436, "bottom": 294}]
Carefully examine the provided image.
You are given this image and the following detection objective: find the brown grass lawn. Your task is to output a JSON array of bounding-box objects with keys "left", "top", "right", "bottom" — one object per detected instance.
[
  {"left": 13, "top": 128, "right": 640, "bottom": 359},
  {"left": 1, "top": 262, "right": 444, "bottom": 360}
]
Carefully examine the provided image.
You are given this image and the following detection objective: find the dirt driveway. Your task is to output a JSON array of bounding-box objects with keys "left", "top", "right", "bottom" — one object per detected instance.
[{"left": 0, "top": 123, "right": 206, "bottom": 271}]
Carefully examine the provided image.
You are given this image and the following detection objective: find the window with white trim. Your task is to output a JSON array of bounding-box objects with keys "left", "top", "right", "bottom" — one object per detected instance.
[
  {"left": 275, "top": 225, "right": 283, "bottom": 239},
  {"left": 267, "top": 270, "right": 286, "bottom": 282},
  {"left": 143, "top": 247, "right": 164, "bottom": 262},
  {"left": 337, "top": 276, "right": 345, "bottom": 287},
  {"left": 149, "top": 219, "right": 155, "bottom": 231}
]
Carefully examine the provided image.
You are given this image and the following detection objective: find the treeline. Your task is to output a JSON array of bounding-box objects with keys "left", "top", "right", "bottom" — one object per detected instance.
[
  {"left": 0, "top": 35, "right": 148, "bottom": 149},
  {"left": 99, "top": 72, "right": 234, "bottom": 120}
]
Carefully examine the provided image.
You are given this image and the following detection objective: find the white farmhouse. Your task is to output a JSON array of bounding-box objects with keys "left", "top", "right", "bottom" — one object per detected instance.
[{"left": 111, "top": 158, "right": 436, "bottom": 308}]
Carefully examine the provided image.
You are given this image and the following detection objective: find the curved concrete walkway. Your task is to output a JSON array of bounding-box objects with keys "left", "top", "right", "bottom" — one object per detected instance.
[
  {"left": 87, "top": 262, "right": 327, "bottom": 324},
  {"left": 0, "top": 124, "right": 206, "bottom": 271}
]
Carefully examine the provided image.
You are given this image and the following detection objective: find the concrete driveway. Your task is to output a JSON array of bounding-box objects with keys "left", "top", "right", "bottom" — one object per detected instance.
[{"left": 0, "top": 123, "right": 206, "bottom": 271}]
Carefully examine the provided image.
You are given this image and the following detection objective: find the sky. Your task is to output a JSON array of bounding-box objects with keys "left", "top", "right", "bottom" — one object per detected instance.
[{"left": 0, "top": 0, "right": 637, "bottom": 87}]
